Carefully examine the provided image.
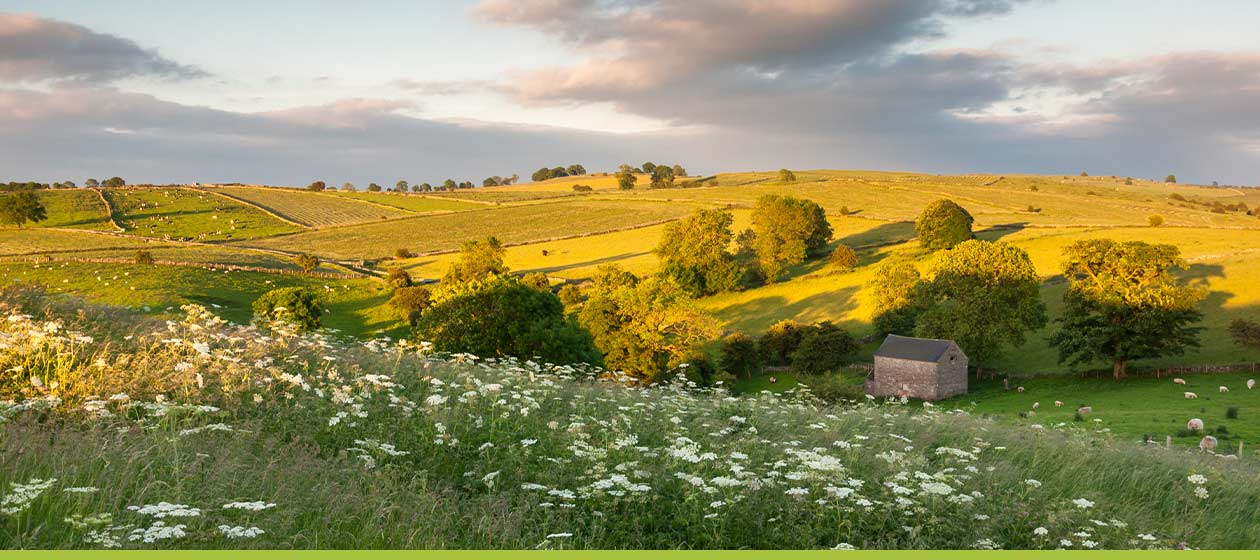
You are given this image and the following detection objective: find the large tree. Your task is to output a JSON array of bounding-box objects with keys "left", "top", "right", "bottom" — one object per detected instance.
[
  {"left": 1048, "top": 239, "right": 1204, "bottom": 381},
  {"left": 577, "top": 270, "right": 719, "bottom": 384},
  {"left": 0, "top": 191, "right": 48, "bottom": 228},
  {"left": 616, "top": 166, "right": 638, "bottom": 190},
  {"left": 443, "top": 236, "right": 508, "bottom": 285},
  {"left": 912, "top": 240, "right": 1046, "bottom": 372},
  {"left": 416, "top": 275, "right": 601, "bottom": 365},
  {"left": 750, "top": 194, "right": 832, "bottom": 281},
  {"left": 655, "top": 208, "right": 743, "bottom": 296},
  {"left": 867, "top": 261, "right": 922, "bottom": 336},
  {"left": 915, "top": 199, "right": 974, "bottom": 250}
]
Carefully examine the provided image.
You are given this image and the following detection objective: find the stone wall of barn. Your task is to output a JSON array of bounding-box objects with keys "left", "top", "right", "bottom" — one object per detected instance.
[
  {"left": 865, "top": 350, "right": 968, "bottom": 401},
  {"left": 935, "top": 348, "right": 968, "bottom": 399}
]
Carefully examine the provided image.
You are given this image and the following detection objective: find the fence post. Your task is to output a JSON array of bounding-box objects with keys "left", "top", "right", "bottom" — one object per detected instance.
[{"left": 1165, "top": 436, "right": 1171, "bottom": 449}]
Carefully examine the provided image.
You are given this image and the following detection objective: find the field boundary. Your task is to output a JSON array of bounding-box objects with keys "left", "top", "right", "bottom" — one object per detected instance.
[
  {"left": 0, "top": 254, "right": 363, "bottom": 280},
  {"left": 191, "top": 186, "right": 309, "bottom": 228},
  {"left": 90, "top": 188, "right": 127, "bottom": 232}
]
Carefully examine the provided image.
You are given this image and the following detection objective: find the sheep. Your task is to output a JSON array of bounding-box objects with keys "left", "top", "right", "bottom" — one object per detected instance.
[
  {"left": 1220, "top": 386, "right": 1229, "bottom": 393},
  {"left": 1077, "top": 406, "right": 1091, "bottom": 415},
  {"left": 1187, "top": 418, "right": 1204, "bottom": 432},
  {"left": 1172, "top": 378, "right": 1186, "bottom": 385},
  {"left": 1054, "top": 400, "right": 1063, "bottom": 407},
  {"left": 1249, "top": 379, "right": 1256, "bottom": 390},
  {"left": 1017, "top": 386, "right": 1025, "bottom": 393},
  {"left": 1184, "top": 392, "right": 1198, "bottom": 399},
  {"left": 1031, "top": 402, "right": 1040, "bottom": 410},
  {"left": 1200, "top": 435, "right": 1218, "bottom": 452}
]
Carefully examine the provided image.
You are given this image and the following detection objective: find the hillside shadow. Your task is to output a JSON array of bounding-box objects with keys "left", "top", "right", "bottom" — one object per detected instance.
[
  {"left": 518, "top": 251, "right": 651, "bottom": 275},
  {"left": 716, "top": 285, "right": 862, "bottom": 335},
  {"left": 976, "top": 222, "right": 1028, "bottom": 242},
  {"left": 838, "top": 221, "right": 916, "bottom": 249}
]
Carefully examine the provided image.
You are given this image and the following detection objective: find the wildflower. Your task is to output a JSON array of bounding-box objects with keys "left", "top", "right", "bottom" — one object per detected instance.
[
  {"left": 1072, "top": 498, "right": 1095, "bottom": 509},
  {"left": 1024, "top": 479, "right": 1042, "bottom": 488},
  {"left": 425, "top": 394, "right": 448, "bottom": 406},
  {"left": 832, "top": 543, "right": 856, "bottom": 550},
  {"left": 1034, "top": 527, "right": 1049, "bottom": 536},
  {"left": 545, "top": 533, "right": 573, "bottom": 539},
  {"left": 1187, "top": 474, "right": 1207, "bottom": 485},
  {"left": 128, "top": 502, "right": 202, "bottom": 518},
  {"left": 63, "top": 487, "right": 100, "bottom": 494},
  {"left": 222, "top": 501, "right": 276, "bottom": 511},
  {"left": 785, "top": 487, "right": 810, "bottom": 497},
  {"left": 129, "top": 521, "right": 187, "bottom": 543},
  {"left": 1193, "top": 487, "right": 1209, "bottom": 500},
  {"left": 1, "top": 478, "right": 57, "bottom": 515},
  {"left": 219, "top": 525, "right": 265, "bottom": 538}
]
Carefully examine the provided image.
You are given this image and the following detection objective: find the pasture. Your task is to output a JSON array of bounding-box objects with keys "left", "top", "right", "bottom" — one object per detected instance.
[
  {"left": 31, "top": 189, "right": 115, "bottom": 230},
  {"left": 203, "top": 187, "right": 411, "bottom": 227},
  {"left": 101, "top": 188, "right": 300, "bottom": 241}
]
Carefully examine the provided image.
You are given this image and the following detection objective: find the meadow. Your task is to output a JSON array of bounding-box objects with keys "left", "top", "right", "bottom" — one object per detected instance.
[
  {"left": 2, "top": 292, "right": 1259, "bottom": 549},
  {"left": 100, "top": 188, "right": 300, "bottom": 241},
  {"left": 202, "top": 187, "right": 412, "bottom": 227}
]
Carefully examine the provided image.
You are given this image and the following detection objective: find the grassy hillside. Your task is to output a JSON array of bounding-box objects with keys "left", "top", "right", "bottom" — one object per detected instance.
[
  {"left": 102, "top": 188, "right": 301, "bottom": 241},
  {"left": 203, "top": 187, "right": 411, "bottom": 226},
  {"left": 2, "top": 293, "right": 1259, "bottom": 549},
  {"left": 31, "top": 190, "right": 115, "bottom": 230}
]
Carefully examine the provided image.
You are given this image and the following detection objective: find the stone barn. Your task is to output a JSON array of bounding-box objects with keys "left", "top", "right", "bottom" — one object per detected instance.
[{"left": 865, "top": 334, "right": 968, "bottom": 401}]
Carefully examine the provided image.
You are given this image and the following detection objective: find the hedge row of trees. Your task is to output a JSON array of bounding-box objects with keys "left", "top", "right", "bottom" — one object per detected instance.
[
  {"left": 531, "top": 165, "right": 587, "bottom": 182},
  {"left": 308, "top": 179, "right": 489, "bottom": 193}
]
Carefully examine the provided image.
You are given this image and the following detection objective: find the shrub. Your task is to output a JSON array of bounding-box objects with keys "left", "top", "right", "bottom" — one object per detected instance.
[
  {"left": 388, "top": 286, "right": 431, "bottom": 326},
  {"left": 801, "top": 374, "right": 864, "bottom": 404},
  {"left": 718, "top": 333, "right": 762, "bottom": 379},
  {"left": 294, "top": 253, "right": 320, "bottom": 273},
  {"left": 914, "top": 199, "right": 974, "bottom": 250},
  {"left": 520, "top": 272, "right": 551, "bottom": 291},
  {"left": 1165, "top": 174, "right": 1177, "bottom": 184},
  {"left": 394, "top": 248, "right": 415, "bottom": 259},
  {"left": 1229, "top": 318, "right": 1260, "bottom": 349},
  {"left": 789, "top": 322, "right": 858, "bottom": 375},
  {"left": 557, "top": 284, "right": 584, "bottom": 307},
  {"left": 1148, "top": 214, "right": 1164, "bottom": 227},
  {"left": 572, "top": 184, "right": 593, "bottom": 193},
  {"left": 385, "top": 267, "right": 412, "bottom": 289},
  {"left": 134, "top": 250, "right": 155, "bottom": 265},
  {"left": 759, "top": 319, "right": 804, "bottom": 366},
  {"left": 1227, "top": 407, "right": 1239, "bottom": 420},
  {"left": 252, "top": 287, "right": 322, "bottom": 332},
  {"left": 1029, "top": 185, "right": 1039, "bottom": 192},
  {"left": 829, "top": 244, "right": 858, "bottom": 271},
  {"left": 838, "top": 205, "right": 851, "bottom": 216},
  {"left": 778, "top": 168, "right": 797, "bottom": 183}
]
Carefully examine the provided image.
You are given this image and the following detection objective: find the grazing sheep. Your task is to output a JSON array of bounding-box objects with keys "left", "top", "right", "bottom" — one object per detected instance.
[
  {"left": 1187, "top": 418, "right": 1204, "bottom": 431},
  {"left": 1172, "top": 378, "right": 1186, "bottom": 385},
  {"left": 1077, "top": 406, "right": 1091, "bottom": 415},
  {"left": 1032, "top": 402, "right": 1040, "bottom": 409},
  {"left": 1017, "top": 386, "right": 1025, "bottom": 393},
  {"left": 1184, "top": 392, "right": 1198, "bottom": 399},
  {"left": 1054, "top": 400, "right": 1063, "bottom": 407},
  {"left": 1200, "top": 435, "right": 1218, "bottom": 452},
  {"left": 1220, "top": 386, "right": 1229, "bottom": 393},
  {"left": 1249, "top": 379, "right": 1256, "bottom": 390}
]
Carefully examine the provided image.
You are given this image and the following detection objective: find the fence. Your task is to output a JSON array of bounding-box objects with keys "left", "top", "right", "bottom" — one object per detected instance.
[
  {"left": 1152, "top": 363, "right": 1260, "bottom": 377},
  {"left": 0, "top": 255, "right": 363, "bottom": 280}
]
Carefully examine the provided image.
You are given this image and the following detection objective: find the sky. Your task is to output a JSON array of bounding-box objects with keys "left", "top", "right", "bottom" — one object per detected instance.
[{"left": 1, "top": 0, "right": 1258, "bottom": 186}]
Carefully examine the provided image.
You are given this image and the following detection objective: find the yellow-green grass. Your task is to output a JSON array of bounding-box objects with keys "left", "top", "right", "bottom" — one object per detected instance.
[
  {"left": 326, "top": 191, "right": 487, "bottom": 212},
  {"left": 205, "top": 186, "right": 411, "bottom": 226},
  {"left": 424, "top": 174, "right": 658, "bottom": 203},
  {"left": 0, "top": 261, "right": 405, "bottom": 338},
  {"left": 29, "top": 189, "right": 114, "bottom": 230},
  {"left": 102, "top": 188, "right": 301, "bottom": 241},
  {"left": 235, "top": 199, "right": 705, "bottom": 261},
  {"left": 0, "top": 229, "right": 155, "bottom": 256}
]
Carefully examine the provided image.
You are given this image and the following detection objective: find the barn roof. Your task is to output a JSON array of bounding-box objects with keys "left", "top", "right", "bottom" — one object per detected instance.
[{"left": 874, "top": 335, "right": 956, "bottom": 363}]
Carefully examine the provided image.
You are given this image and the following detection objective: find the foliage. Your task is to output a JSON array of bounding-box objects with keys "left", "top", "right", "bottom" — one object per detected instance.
[
  {"left": 294, "top": 254, "right": 319, "bottom": 273},
  {"left": 649, "top": 165, "right": 675, "bottom": 189},
  {"left": 915, "top": 199, "right": 974, "bottom": 250},
  {"left": 913, "top": 240, "right": 1046, "bottom": 370},
  {"left": 577, "top": 272, "right": 718, "bottom": 384},
  {"left": 394, "top": 248, "right": 415, "bottom": 259},
  {"left": 1166, "top": 175, "right": 1177, "bottom": 184},
  {"left": 415, "top": 275, "right": 600, "bottom": 365},
  {"left": 252, "top": 287, "right": 322, "bottom": 332},
  {"left": 102, "top": 177, "right": 126, "bottom": 188},
  {"left": 789, "top": 321, "right": 859, "bottom": 375},
  {"left": 778, "top": 169, "right": 797, "bottom": 183},
  {"left": 306, "top": 181, "right": 326, "bottom": 192},
  {"left": 750, "top": 194, "right": 833, "bottom": 282},
  {"left": 758, "top": 319, "right": 804, "bottom": 367},
  {"left": 519, "top": 272, "right": 551, "bottom": 291},
  {"left": 557, "top": 284, "right": 584, "bottom": 307},
  {"left": 829, "top": 244, "right": 858, "bottom": 271},
  {"left": 443, "top": 236, "right": 508, "bottom": 285},
  {"left": 1229, "top": 318, "right": 1260, "bottom": 350},
  {"left": 1148, "top": 214, "right": 1164, "bottom": 227},
  {"left": 385, "top": 267, "right": 412, "bottom": 289},
  {"left": 572, "top": 184, "right": 593, "bottom": 193},
  {"left": 0, "top": 191, "right": 48, "bottom": 228},
  {"left": 868, "top": 261, "right": 922, "bottom": 336},
  {"left": 1048, "top": 239, "right": 1205, "bottom": 380},
  {"left": 388, "top": 286, "right": 431, "bottom": 326},
  {"left": 718, "top": 333, "right": 762, "bottom": 379},
  {"left": 134, "top": 250, "right": 155, "bottom": 265},
  {"left": 655, "top": 208, "right": 744, "bottom": 296},
  {"left": 615, "top": 167, "right": 637, "bottom": 190}
]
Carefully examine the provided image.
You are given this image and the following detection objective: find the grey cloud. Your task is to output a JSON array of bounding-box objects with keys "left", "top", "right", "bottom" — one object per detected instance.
[
  {"left": 0, "top": 13, "right": 205, "bottom": 82},
  {"left": 391, "top": 78, "right": 494, "bottom": 96}
]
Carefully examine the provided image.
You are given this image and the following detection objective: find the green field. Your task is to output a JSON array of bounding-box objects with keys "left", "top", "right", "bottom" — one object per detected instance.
[
  {"left": 327, "top": 190, "right": 488, "bottom": 213},
  {"left": 31, "top": 189, "right": 115, "bottom": 230},
  {"left": 102, "top": 188, "right": 301, "bottom": 241},
  {"left": 204, "top": 187, "right": 410, "bottom": 226}
]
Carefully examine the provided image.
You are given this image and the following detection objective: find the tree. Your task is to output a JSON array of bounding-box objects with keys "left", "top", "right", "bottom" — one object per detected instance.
[
  {"left": 616, "top": 167, "right": 638, "bottom": 190},
  {"left": 758, "top": 319, "right": 804, "bottom": 366},
  {"left": 306, "top": 181, "right": 327, "bottom": 192},
  {"left": 396, "top": 180, "right": 409, "bottom": 192},
  {"left": 789, "top": 322, "right": 858, "bottom": 375},
  {"left": 719, "top": 333, "right": 762, "bottom": 379},
  {"left": 1080, "top": 171, "right": 1089, "bottom": 177},
  {"left": 483, "top": 177, "right": 500, "bottom": 187},
  {"left": 0, "top": 191, "right": 47, "bottom": 228},
  {"left": 531, "top": 168, "right": 553, "bottom": 182},
  {"left": 649, "top": 165, "right": 675, "bottom": 189},
  {"left": 1229, "top": 318, "right": 1260, "bottom": 350},
  {"left": 915, "top": 199, "right": 974, "bottom": 250},
  {"left": 576, "top": 274, "right": 719, "bottom": 384},
  {"left": 84, "top": 178, "right": 99, "bottom": 188},
  {"left": 102, "top": 177, "right": 125, "bottom": 188},
  {"left": 367, "top": 183, "right": 383, "bottom": 192},
  {"left": 778, "top": 168, "right": 797, "bottom": 183},
  {"left": 572, "top": 184, "right": 593, "bottom": 193},
  {"left": 389, "top": 286, "right": 431, "bottom": 326},
  {"left": 913, "top": 240, "right": 1046, "bottom": 372},
  {"left": 386, "top": 267, "right": 412, "bottom": 289},
  {"left": 557, "top": 284, "right": 584, "bottom": 307},
  {"left": 252, "top": 287, "right": 322, "bottom": 332},
  {"left": 134, "top": 250, "right": 155, "bottom": 265},
  {"left": 1048, "top": 239, "right": 1204, "bottom": 381},
  {"left": 294, "top": 253, "right": 319, "bottom": 273},
  {"left": 342, "top": 182, "right": 356, "bottom": 191},
  {"left": 566, "top": 164, "right": 586, "bottom": 176},
  {"left": 655, "top": 208, "right": 743, "bottom": 296},
  {"left": 642, "top": 162, "right": 657, "bottom": 173},
  {"left": 443, "top": 236, "right": 508, "bottom": 285},
  {"left": 416, "top": 275, "right": 600, "bottom": 364},
  {"left": 442, "top": 179, "right": 457, "bottom": 191},
  {"left": 419, "top": 183, "right": 433, "bottom": 192},
  {"left": 1165, "top": 174, "right": 1177, "bottom": 183},
  {"left": 750, "top": 194, "right": 833, "bottom": 281},
  {"left": 868, "top": 261, "right": 921, "bottom": 336},
  {"left": 1148, "top": 214, "right": 1164, "bottom": 227},
  {"left": 671, "top": 164, "right": 686, "bottom": 177},
  {"left": 829, "top": 244, "right": 858, "bottom": 271}
]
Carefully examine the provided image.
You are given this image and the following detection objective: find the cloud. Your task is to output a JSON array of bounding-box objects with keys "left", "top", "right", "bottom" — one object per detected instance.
[
  {"left": 391, "top": 78, "right": 494, "bottom": 96},
  {"left": 0, "top": 12, "right": 204, "bottom": 82}
]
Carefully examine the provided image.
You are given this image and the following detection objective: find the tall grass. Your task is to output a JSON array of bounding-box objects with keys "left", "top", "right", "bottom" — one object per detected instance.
[{"left": 2, "top": 289, "right": 1259, "bottom": 549}]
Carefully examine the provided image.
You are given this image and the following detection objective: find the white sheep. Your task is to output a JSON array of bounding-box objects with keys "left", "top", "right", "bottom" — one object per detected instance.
[
  {"left": 1249, "top": 379, "right": 1256, "bottom": 390},
  {"left": 1032, "top": 402, "right": 1040, "bottom": 409},
  {"left": 1172, "top": 378, "right": 1186, "bottom": 385},
  {"left": 1077, "top": 406, "right": 1091, "bottom": 415},
  {"left": 1184, "top": 392, "right": 1198, "bottom": 399},
  {"left": 1200, "top": 435, "right": 1218, "bottom": 452},
  {"left": 1220, "top": 386, "right": 1229, "bottom": 393},
  {"left": 1017, "top": 386, "right": 1025, "bottom": 393},
  {"left": 1054, "top": 400, "right": 1063, "bottom": 407},
  {"left": 1187, "top": 418, "right": 1204, "bottom": 432}
]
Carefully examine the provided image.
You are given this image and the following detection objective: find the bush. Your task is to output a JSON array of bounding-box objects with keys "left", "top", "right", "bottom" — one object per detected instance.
[
  {"left": 778, "top": 169, "right": 796, "bottom": 183},
  {"left": 829, "top": 244, "right": 858, "bottom": 271},
  {"left": 718, "top": 333, "right": 762, "bottom": 379},
  {"left": 395, "top": 248, "right": 415, "bottom": 259},
  {"left": 388, "top": 286, "right": 431, "bottom": 326},
  {"left": 572, "top": 184, "right": 593, "bottom": 193},
  {"left": 1229, "top": 318, "right": 1260, "bottom": 349},
  {"left": 759, "top": 320, "right": 804, "bottom": 366},
  {"left": 914, "top": 199, "right": 974, "bottom": 250},
  {"left": 801, "top": 374, "right": 865, "bottom": 404},
  {"left": 134, "top": 250, "right": 155, "bottom": 265},
  {"left": 1029, "top": 185, "right": 1039, "bottom": 192},
  {"left": 1227, "top": 407, "right": 1239, "bottom": 420},
  {"left": 789, "top": 322, "right": 858, "bottom": 375},
  {"left": 1148, "top": 214, "right": 1164, "bottom": 227},
  {"left": 385, "top": 267, "right": 412, "bottom": 289},
  {"left": 294, "top": 254, "right": 319, "bottom": 273},
  {"left": 252, "top": 287, "right": 322, "bottom": 332},
  {"left": 557, "top": 284, "right": 584, "bottom": 307}
]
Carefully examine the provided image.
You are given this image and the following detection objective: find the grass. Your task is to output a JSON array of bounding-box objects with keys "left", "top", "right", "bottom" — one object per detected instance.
[
  {"left": 0, "top": 229, "right": 155, "bottom": 256},
  {"left": 235, "top": 199, "right": 704, "bottom": 260},
  {"left": 326, "top": 191, "right": 486, "bottom": 213},
  {"left": 102, "top": 188, "right": 300, "bottom": 241},
  {"left": 3, "top": 293, "right": 1260, "bottom": 549},
  {"left": 30, "top": 190, "right": 114, "bottom": 230},
  {"left": 204, "top": 187, "right": 411, "bottom": 227}
]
